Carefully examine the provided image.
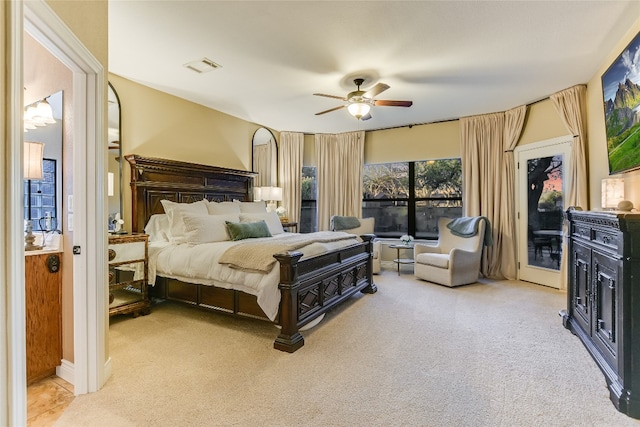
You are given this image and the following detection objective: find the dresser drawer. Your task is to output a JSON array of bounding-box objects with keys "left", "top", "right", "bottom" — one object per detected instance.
[
  {"left": 108, "top": 241, "right": 146, "bottom": 263},
  {"left": 593, "top": 229, "right": 619, "bottom": 251},
  {"left": 571, "top": 223, "right": 591, "bottom": 240}
]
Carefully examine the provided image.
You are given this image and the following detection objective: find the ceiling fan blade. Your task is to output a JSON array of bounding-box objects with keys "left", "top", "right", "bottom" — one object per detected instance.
[
  {"left": 360, "top": 112, "right": 372, "bottom": 121},
  {"left": 313, "top": 93, "right": 347, "bottom": 101},
  {"left": 315, "top": 105, "right": 346, "bottom": 115},
  {"left": 374, "top": 99, "right": 413, "bottom": 107},
  {"left": 363, "top": 83, "right": 390, "bottom": 98}
]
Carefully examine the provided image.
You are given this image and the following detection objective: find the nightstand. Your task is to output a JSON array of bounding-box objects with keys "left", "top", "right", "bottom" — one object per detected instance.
[
  {"left": 281, "top": 222, "right": 298, "bottom": 233},
  {"left": 108, "top": 234, "right": 150, "bottom": 317}
]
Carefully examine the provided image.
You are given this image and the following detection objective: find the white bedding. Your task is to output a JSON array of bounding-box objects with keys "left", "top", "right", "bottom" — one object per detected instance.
[{"left": 148, "top": 232, "right": 360, "bottom": 321}]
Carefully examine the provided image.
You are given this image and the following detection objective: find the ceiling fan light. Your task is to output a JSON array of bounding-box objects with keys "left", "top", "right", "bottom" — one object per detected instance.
[{"left": 348, "top": 102, "right": 370, "bottom": 119}]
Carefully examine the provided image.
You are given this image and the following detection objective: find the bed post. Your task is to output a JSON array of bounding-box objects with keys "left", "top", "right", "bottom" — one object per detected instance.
[
  {"left": 360, "top": 234, "right": 378, "bottom": 294},
  {"left": 273, "top": 251, "right": 304, "bottom": 353}
]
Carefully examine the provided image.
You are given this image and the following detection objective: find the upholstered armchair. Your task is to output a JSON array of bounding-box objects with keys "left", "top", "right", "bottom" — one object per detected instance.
[
  {"left": 330, "top": 216, "right": 381, "bottom": 274},
  {"left": 414, "top": 217, "right": 488, "bottom": 287}
]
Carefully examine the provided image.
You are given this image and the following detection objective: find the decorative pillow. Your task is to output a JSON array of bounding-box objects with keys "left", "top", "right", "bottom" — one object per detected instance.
[
  {"left": 234, "top": 200, "right": 267, "bottom": 213},
  {"left": 144, "top": 214, "right": 171, "bottom": 243},
  {"left": 240, "top": 212, "right": 285, "bottom": 235},
  {"left": 182, "top": 214, "right": 239, "bottom": 244},
  {"left": 160, "top": 199, "right": 209, "bottom": 243},
  {"left": 331, "top": 216, "right": 361, "bottom": 231},
  {"left": 225, "top": 220, "right": 272, "bottom": 241},
  {"left": 207, "top": 201, "right": 241, "bottom": 215}
]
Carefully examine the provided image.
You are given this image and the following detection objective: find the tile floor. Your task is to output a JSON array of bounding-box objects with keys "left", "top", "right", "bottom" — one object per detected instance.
[{"left": 27, "top": 376, "right": 74, "bottom": 426}]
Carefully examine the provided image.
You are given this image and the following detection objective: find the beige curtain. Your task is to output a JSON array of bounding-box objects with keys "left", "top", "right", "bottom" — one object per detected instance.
[
  {"left": 460, "top": 112, "right": 505, "bottom": 279},
  {"left": 550, "top": 84, "right": 589, "bottom": 291},
  {"left": 278, "top": 132, "right": 304, "bottom": 223},
  {"left": 315, "top": 131, "right": 365, "bottom": 231},
  {"left": 500, "top": 105, "right": 527, "bottom": 280},
  {"left": 253, "top": 144, "right": 270, "bottom": 187}
]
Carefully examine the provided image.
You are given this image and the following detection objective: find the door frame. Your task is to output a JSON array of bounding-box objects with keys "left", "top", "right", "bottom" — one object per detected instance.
[
  {"left": 515, "top": 135, "right": 572, "bottom": 289},
  {"left": 3, "top": 1, "right": 107, "bottom": 424}
]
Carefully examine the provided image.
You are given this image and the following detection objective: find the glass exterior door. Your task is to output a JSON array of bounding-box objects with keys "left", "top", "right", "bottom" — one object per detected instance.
[{"left": 517, "top": 139, "right": 571, "bottom": 288}]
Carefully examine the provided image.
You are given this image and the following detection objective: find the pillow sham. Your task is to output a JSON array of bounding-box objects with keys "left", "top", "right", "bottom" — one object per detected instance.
[
  {"left": 225, "top": 220, "right": 272, "bottom": 241},
  {"left": 207, "top": 201, "right": 241, "bottom": 215},
  {"left": 234, "top": 200, "right": 267, "bottom": 213},
  {"left": 160, "top": 199, "right": 209, "bottom": 243},
  {"left": 182, "top": 214, "right": 239, "bottom": 244},
  {"left": 239, "top": 211, "right": 285, "bottom": 235},
  {"left": 144, "top": 214, "right": 171, "bottom": 243}
]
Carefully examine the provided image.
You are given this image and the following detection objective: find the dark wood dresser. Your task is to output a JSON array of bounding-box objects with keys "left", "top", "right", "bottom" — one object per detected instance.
[{"left": 562, "top": 209, "right": 640, "bottom": 419}]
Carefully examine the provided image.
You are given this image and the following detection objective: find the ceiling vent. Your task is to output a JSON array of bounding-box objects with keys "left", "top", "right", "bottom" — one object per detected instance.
[{"left": 183, "top": 58, "right": 222, "bottom": 73}]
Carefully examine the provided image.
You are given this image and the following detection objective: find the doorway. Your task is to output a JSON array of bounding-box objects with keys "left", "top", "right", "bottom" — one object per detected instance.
[{"left": 516, "top": 136, "right": 572, "bottom": 289}]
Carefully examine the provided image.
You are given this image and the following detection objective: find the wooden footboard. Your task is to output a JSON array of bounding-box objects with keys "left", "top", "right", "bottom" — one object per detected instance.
[
  {"left": 150, "top": 235, "right": 377, "bottom": 352},
  {"left": 274, "top": 234, "right": 377, "bottom": 352}
]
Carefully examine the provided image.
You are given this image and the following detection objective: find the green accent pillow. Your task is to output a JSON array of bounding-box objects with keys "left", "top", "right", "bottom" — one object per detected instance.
[{"left": 225, "top": 220, "right": 272, "bottom": 241}]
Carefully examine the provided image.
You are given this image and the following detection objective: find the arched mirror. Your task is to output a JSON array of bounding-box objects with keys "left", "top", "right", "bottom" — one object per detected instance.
[
  {"left": 252, "top": 127, "right": 277, "bottom": 187},
  {"left": 107, "top": 82, "right": 123, "bottom": 231}
]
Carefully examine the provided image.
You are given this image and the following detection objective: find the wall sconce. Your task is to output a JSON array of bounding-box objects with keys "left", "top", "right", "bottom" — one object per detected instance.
[
  {"left": 258, "top": 186, "right": 282, "bottom": 212},
  {"left": 24, "top": 141, "right": 45, "bottom": 251},
  {"left": 601, "top": 177, "right": 625, "bottom": 210},
  {"left": 24, "top": 97, "right": 56, "bottom": 132}
]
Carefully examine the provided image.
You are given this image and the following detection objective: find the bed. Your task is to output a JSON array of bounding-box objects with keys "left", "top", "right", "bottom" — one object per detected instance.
[{"left": 126, "top": 155, "right": 377, "bottom": 352}]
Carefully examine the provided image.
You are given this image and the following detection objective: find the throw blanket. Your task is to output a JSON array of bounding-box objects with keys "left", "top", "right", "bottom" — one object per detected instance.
[
  {"left": 219, "top": 231, "right": 358, "bottom": 273},
  {"left": 446, "top": 216, "right": 493, "bottom": 246},
  {"left": 331, "top": 216, "right": 361, "bottom": 231}
]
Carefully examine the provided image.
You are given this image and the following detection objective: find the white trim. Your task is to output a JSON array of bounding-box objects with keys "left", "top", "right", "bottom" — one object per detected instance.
[
  {"left": 56, "top": 359, "right": 75, "bottom": 389},
  {"left": 17, "top": 0, "right": 107, "bottom": 403},
  {"left": 3, "top": 1, "right": 27, "bottom": 425}
]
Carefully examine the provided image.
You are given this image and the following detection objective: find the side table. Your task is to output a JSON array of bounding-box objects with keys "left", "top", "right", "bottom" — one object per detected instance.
[
  {"left": 388, "top": 244, "right": 414, "bottom": 276},
  {"left": 281, "top": 222, "right": 298, "bottom": 233}
]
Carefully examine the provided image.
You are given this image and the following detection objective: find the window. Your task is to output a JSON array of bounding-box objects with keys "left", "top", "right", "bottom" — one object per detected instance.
[
  {"left": 363, "top": 159, "right": 462, "bottom": 239},
  {"left": 24, "top": 158, "right": 57, "bottom": 231},
  {"left": 300, "top": 166, "right": 317, "bottom": 233}
]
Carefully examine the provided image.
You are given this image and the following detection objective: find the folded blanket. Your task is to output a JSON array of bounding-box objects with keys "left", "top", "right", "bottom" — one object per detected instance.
[
  {"left": 446, "top": 216, "right": 493, "bottom": 246},
  {"left": 331, "top": 216, "right": 361, "bottom": 231},
  {"left": 218, "top": 231, "right": 357, "bottom": 273}
]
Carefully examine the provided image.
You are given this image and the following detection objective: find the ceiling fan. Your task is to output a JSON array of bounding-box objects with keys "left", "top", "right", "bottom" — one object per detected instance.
[{"left": 314, "top": 78, "right": 413, "bottom": 120}]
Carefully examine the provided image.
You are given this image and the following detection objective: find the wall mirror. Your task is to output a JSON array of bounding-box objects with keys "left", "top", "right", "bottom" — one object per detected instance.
[
  {"left": 108, "top": 82, "right": 123, "bottom": 230},
  {"left": 252, "top": 127, "right": 277, "bottom": 188},
  {"left": 24, "top": 90, "right": 63, "bottom": 233}
]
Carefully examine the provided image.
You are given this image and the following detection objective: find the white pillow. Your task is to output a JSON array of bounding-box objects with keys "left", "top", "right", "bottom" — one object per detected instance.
[
  {"left": 144, "top": 214, "right": 171, "bottom": 243},
  {"left": 160, "top": 199, "right": 209, "bottom": 243},
  {"left": 240, "top": 211, "right": 285, "bottom": 235},
  {"left": 235, "top": 200, "right": 267, "bottom": 213},
  {"left": 207, "top": 201, "right": 241, "bottom": 215},
  {"left": 182, "top": 214, "right": 239, "bottom": 244}
]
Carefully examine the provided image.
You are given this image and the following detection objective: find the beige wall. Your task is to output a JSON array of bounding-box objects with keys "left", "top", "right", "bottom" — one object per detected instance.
[
  {"left": 586, "top": 17, "right": 640, "bottom": 210},
  {"left": 108, "top": 74, "right": 263, "bottom": 226}
]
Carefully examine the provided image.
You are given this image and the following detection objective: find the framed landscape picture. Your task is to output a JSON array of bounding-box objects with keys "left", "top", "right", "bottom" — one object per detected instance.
[{"left": 601, "top": 31, "right": 640, "bottom": 174}]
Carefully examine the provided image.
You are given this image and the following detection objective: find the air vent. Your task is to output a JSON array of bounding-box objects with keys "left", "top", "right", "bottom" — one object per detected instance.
[{"left": 183, "top": 58, "right": 222, "bottom": 73}]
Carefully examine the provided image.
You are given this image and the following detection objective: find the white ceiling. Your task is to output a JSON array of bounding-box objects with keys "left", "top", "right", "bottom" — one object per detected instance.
[{"left": 109, "top": 1, "right": 639, "bottom": 134}]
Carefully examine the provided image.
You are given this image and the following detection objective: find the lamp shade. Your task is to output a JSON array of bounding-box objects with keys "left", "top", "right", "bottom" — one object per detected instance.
[
  {"left": 601, "top": 178, "right": 624, "bottom": 209},
  {"left": 261, "top": 186, "right": 282, "bottom": 201},
  {"left": 108, "top": 172, "right": 115, "bottom": 196},
  {"left": 347, "top": 102, "right": 371, "bottom": 119},
  {"left": 24, "top": 141, "right": 44, "bottom": 180}
]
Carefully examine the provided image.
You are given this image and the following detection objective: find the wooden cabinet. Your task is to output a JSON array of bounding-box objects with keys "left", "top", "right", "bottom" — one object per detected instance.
[
  {"left": 25, "top": 252, "right": 62, "bottom": 384},
  {"left": 109, "top": 234, "right": 150, "bottom": 317},
  {"left": 562, "top": 210, "right": 640, "bottom": 419}
]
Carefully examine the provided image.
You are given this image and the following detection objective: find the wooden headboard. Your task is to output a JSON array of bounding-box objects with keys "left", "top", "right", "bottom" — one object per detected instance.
[{"left": 125, "top": 155, "right": 257, "bottom": 233}]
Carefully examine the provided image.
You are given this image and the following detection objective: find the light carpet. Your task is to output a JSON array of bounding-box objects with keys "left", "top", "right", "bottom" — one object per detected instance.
[{"left": 55, "top": 270, "right": 640, "bottom": 426}]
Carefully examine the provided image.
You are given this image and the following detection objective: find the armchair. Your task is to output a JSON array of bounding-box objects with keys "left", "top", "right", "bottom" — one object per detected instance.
[
  {"left": 330, "top": 216, "right": 381, "bottom": 274},
  {"left": 414, "top": 217, "right": 487, "bottom": 287}
]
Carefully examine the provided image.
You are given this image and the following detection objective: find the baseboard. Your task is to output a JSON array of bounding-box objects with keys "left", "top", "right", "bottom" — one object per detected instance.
[{"left": 56, "top": 359, "right": 74, "bottom": 388}]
